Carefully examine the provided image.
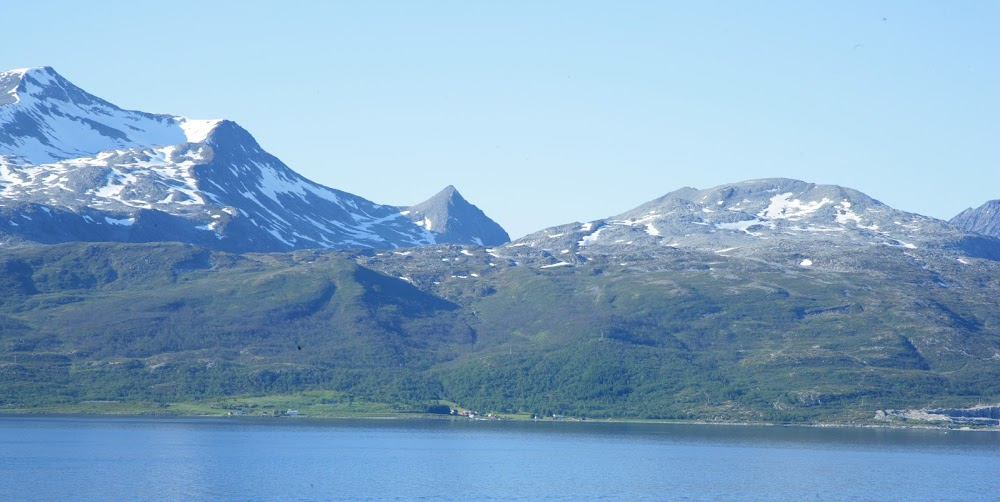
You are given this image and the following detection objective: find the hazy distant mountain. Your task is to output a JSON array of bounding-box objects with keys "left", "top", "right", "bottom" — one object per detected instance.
[
  {"left": 951, "top": 200, "right": 1000, "bottom": 239},
  {"left": 499, "top": 178, "right": 1000, "bottom": 270},
  {"left": 401, "top": 185, "right": 510, "bottom": 246},
  {"left": 0, "top": 67, "right": 508, "bottom": 251}
]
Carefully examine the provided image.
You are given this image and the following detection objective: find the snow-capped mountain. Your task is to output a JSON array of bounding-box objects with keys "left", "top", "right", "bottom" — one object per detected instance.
[
  {"left": 0, "top": 67, "right": 508, "bottom": 251},
  {"left": 401, "top": 185, "right": 510, "bottom": 246},
  {"left": 951, "top": 200, "right": 1000, "bottom": 239},
  {"left": 501, "top": 178, "right": 1000, "bottom": 270},
  {"left": 0, "top": 66, "right": 214, "bottom": 165}
]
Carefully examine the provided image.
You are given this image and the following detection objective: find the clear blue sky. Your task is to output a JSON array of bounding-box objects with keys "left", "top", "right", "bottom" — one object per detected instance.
[{"left": 3, "top": 1, "right": 998, "bottom": 238}]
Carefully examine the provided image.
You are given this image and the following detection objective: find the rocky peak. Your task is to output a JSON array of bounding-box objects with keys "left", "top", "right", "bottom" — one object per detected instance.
[
  {"left": 951, "top": 200, "right": 1000, "bottom": 239},
  {"left": 402, "top": 186, "right": 510, "bottom": 246}
]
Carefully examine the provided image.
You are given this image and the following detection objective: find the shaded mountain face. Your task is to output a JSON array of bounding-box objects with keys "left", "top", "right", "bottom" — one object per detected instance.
[
  {"left": 951, "top": 200, "right": 1000, "bottom": 239},
  {"left": 0, "top": 241, "right": 474, "bottom": 409},
  {"left": 401, "top": 185, "right": 510, "bottom": 246},
  {"left": 0, "top": 67, "right": 505, "bottom": 251}
]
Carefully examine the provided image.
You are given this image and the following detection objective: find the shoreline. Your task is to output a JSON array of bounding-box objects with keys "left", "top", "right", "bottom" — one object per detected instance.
[{"left": 2, "top": 408, "right": 997, "bottom": 432}]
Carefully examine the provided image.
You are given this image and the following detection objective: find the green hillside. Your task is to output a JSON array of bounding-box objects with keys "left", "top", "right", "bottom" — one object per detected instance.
[
  {"left": 2, "top": 241, "right": 1000, "bottom": 424},
  {"left": 0, "top": 242, "right": 472, "bottom": 411},
  {"left": 435, "top": 252, "right": 1000, "bottom": 422}
]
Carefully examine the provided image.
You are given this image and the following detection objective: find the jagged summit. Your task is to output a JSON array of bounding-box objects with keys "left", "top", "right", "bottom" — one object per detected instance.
[
  {"left": 410, "top": 185, "right": 462, "bottom": 224},
  {"left": 402, "top": 185, "right": 510, "bottom": 246},
  {"left": 0, "top": 67, "right": 507, "bottom": 251},
  {"left": 952, "top": 200, "right": 1000, "bottom": 239}
]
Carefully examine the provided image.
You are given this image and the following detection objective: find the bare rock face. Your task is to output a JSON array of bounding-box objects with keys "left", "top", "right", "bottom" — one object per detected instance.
[
  {"left": 401, "top": 185, "right": 510, "bottom": 247},
  {"left": 952, "top": 200, "right": 1000, "bottom": 239}
]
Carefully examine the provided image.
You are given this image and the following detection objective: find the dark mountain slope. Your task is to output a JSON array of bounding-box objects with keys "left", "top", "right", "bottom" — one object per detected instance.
[{"left": 0, "top": 242, "right": 473, "bottom": 407}]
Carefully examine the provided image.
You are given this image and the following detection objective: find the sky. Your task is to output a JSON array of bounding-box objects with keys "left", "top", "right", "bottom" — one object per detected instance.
[{"left": 2, "top": 1, "right": 997, "bottom": 238}]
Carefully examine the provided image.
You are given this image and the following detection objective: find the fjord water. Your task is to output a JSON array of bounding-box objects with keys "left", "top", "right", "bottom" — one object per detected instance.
[{"left": 2, "top": 417, "right": 998, "bottom": 501}]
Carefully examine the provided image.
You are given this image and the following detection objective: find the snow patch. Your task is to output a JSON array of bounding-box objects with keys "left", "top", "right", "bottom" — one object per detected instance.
[
  {"left": 177, "top": 119, "right": 221, "bottom": 143},
  {"left": 578, "top": 227, "right": 604, "bottom": 246},
  {"left": 609, "top": 211, "right": 665, "bottom": 228},
  {"left": 759, "top": 193, "right": 833, "bottom": 221},
  {"left": 788, "top": 225, "right": 845, "bottom": 233},
  {"left": 105, "top": 216, "right": 135, "bottom": 226},
  {"left": 540, "top": 262, "right": 573, "bottom": 269},
  {"left": 716, "top": 218, "right": 772, "bottom": 235},
  {"left": 834, "top": 200, "right": 880, "bottom": 230}
]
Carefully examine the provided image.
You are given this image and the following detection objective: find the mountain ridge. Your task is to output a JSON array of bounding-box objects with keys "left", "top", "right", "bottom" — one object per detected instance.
[
  {"left": 496, "top": 177, "right": 997, "bottom": 274},
  {"left": 0, "top": 66, "right": 218, "bottom": 164},
  {"left": 0, "top": 66, "right": 509, "bottom": 251}
]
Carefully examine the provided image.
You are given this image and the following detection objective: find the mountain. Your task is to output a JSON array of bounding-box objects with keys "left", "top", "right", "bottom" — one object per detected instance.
[
  {"left": 4, "top": 179, "right": 1000, "bottom": 423},
  {"left": 401, "top": 185, "right": 510, "bottom": 246},
  {"left": 0, "top": 66, "right": 210, "bottom": 164},
  {"left": 0, "top": 67, "right": 508, "bottom": 251},
  {"left": 6, "top": 182, "right": 1000, "bottom": 422},
  {"left": 501, "top": 178, "right": 1000, "bottom": 269},
  {"left": 328, "top": 179, "right": 1000, "bottom": 422},
  {"left": 951, "top": 200, "right": 1000, "bottom": 239},
  {"left": 4, "top": 67, "right": 1000, "bottom": 424}
]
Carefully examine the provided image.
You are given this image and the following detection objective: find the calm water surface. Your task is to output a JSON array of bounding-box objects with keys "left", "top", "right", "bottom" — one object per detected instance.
[{"left": 1, "top": 416, "right": 998, "bottom": 501}]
